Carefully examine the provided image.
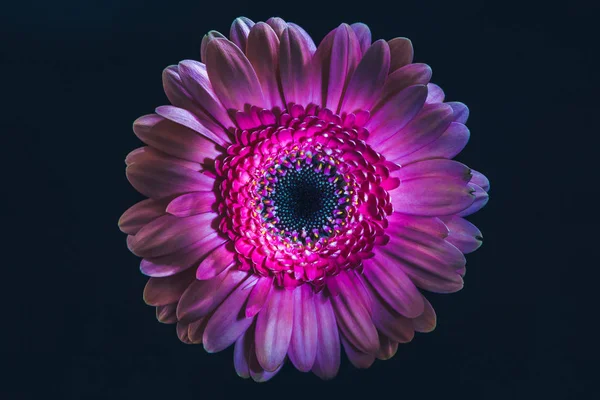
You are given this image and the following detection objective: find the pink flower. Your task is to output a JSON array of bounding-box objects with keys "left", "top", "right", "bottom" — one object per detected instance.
[{"left": 120, "top": 16, "right": 489, "bottom": 382}]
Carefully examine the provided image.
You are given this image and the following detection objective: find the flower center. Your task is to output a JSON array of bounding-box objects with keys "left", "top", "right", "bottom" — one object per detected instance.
[{"left": 255, "top": 149, "right": 353, "bottom": 245}]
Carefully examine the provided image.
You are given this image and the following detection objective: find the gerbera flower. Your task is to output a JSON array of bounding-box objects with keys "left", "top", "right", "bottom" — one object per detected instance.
[{"left": 119, "top": 16, "right": 489, "bottom": 382}]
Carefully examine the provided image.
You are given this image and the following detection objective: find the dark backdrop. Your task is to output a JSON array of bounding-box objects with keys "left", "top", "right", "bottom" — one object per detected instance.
[{"left": 2, "top": 0, "right": 596, "bottom": 398}]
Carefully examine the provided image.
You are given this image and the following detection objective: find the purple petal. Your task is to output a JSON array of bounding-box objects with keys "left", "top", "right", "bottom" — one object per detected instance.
[
  {"left": 377, "top": 63, "right": 432, "bottom": 109},
  {"left": 266, "top": 17, "right": 287, "bottom": 37},
  {"left": 366, "top": 84, "right": 428, "bottom": 147},
  {"left": 140, "top": 234, "right": 226, "bottom": 277},
  {"left": 363, "top": 257, "right": 424, "bottom": 318},
  {"left": 200, "top": 30, "right": 226, "bottom": 63},
  {"left": 426, "top": 83, "right": 445, "bottom": 103},
  {"left": 129, "top": 213, "right": 218, "bottom": 258},
  {"left": 388, "top": 37, "right": 413, "bottom": 72},
  {"left": 177, "top": 268, "right": 247, "bottom": 322},
  {"left": 229, "top": 17, "right": 255, "bottom": 52},
  {"left": 387, "top": 213, "right": 449, "bottom": 239},
  {"left": 287, "top": 23, "right": 316, "bottom": 53},
  {"left": 245, "top": 276, "right": 273, "bottom": 318},
  {"left": 255, "top": 287, "right": 294, "bottom": 372},
  {"left": 330, "top": 271, "right": 379, "bottom": 355},
  {"left": 350, "top": 23, "right": 371, "bottom": 54},
  {"left": 142, "top": 268, "right": 196, "bottom": 306},
  {"left": 456, "top": 183, "right": 489, "bottom": 217},
  {"left": 470, "top": 169, "right": 490, "bottom": 192},
  {"left": 340, "top": 39, "right": 390, "bottom": 114},
  {"left": 166, "top": 192, "right": 216, "bottom": 217},
  {"left": 195, "top": 241, "right": 235, "bottom": 280},
  {"left": 155, "top": 105, "right": 229, "bottom": 147},
  {"left": 288, "top": 284, "right": 318, "bottom": 372},
  {"left": 394, "top": 121, "right": 470, "bottom": 165},
  {"left": 376, "top": 334, "right": 398, "bottom": 360},
  {"left": 341, "top": 336, "right": 375, "bottom": 369},
  {"left": 311, "top": 292, "right": 340, "bottom": 380},
  {"left": 125, "top": 146, "right": 201, "bottom": 171},
  {"left": 205, "top": 38, "right": 265, "bottom": 111},
  {"left": 246, "top": 22, "right": 284, "bottom": 110},
  {"left": 234, "top": 327, "right": 252, "bottom": 379},
  {"left": 280, "top": 26, "right": 314, "bottom": 107},
  {"left": 446, "top": 101, "right": 470, "bottom": 124},
  {"left": 188, "top": 317, "right": 209, "bottom": 344},
  {"left": 202, "top": 274, "right": 257, "bottom": 353},
  {"left": 442, "top": 216, "right": 483, "bottom": 254},
  {"left": 368, "top": 285, "right": 415, "bottom": 343},
  {"left": 119, "top": 198, "right": 166, "bottom": 235},
  {"left": 413, "top": 296, "right": 437, "bottom": 333},
  {"left": 248, "top": 335, "right": 284, "bottom": 382}
]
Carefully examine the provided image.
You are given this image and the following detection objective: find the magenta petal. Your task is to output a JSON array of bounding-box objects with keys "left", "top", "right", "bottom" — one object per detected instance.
[
  {"left": 166, "top": 192, "right": 216, "bottom": 217},
  {"left": 443, "top": 216, "right": 483, "bottom": 254},
  {"left": 255, "top": 287, "right": 294, "bottom": 372},
  {"left": 330, "top": 271, "right": 379, "bottom": 355},
  {"left": 388, "top": 37, "right": 414, "bottom": 72},
  {"left": 177, "top": 60, "right": 233, "bottom": 129},
  {"left": 202, "top": 275, "right": 257, "bottom": 353},
  {"left": 390, "top": 159, "right": 475, "bottom": 217},
  {"left": 376, "top": 334, "right": 398, "bottom": 360},
  {"left": 288, "top": 284, "right": 318, "bottom": 372},
  {"left": 200, "top": 30, "right": 226, "bottom": 62},
  {"left": 387, "top": 213, "right": 449, "bottom": 239},
  {"left": 156, "top": 303, "right": 177, "bottom": 324},
  {"left": 426, "top": 83, "right": 445, "bottom": 103},
  {"left": 229, "top": 17, "right": 255, "bottom": 52},
  {"left": 119, "top": 198, "right": 166, "bottom": 235},
  {"left": 280, "top": 26, "right": 314, "bottom": 107},
  {"left": 413, "top": 296, "right": 437, "bottom": 333},
  {"left": 195, "top": 241, "right": 235, "bottom": 280},
  {"left": 363, "top": 257, "right": 424, "bottom": 318},
  {"left": 378, "top": 103, "right": 454, "bottom": 159},
  {"left": 395, "top": 121, "right": 470, "bottom": 165},
  {"left": 246, "top": 23, "right": 284, "bottom": 110},
  {"left": 340, "top": 39, "right": 390, "bottom": 114},
  {"left": 341, "top": 336, "right": 375, "bottom": 369},
  {"left": 365, "top": 84, "right": 428, "bottom": 146},
  {"left": 140, "top": 234, "right": 226, "bottom": 277},
  {"left": 457, "top": 183, "right": 489, "bottom": 217},
  {"left": 155, "top": 105, "right": 229, "bottom": 147},
  {"left": 177, "top": 268, "right": 247, "bottom": 322},
  {"left": 130, "top": 213, "right": 217, "bottom": 258},
  {"left": 380, "top": 227, "right": 465, "bottom": 293},
  {"left": 205, "top": 38, "right": 265, "bottom": 111},
  {"left": 245, "top": 276, "right": 273, "bottom": 318},
  {"left": 311, "top": 292, "right": 340, "bottom": 380},
  {"left": 350, "top": 23, "right": 371, "bottom": 54},
  {"left": 143, "top": 268, "right": 195, "bottom": 306}
]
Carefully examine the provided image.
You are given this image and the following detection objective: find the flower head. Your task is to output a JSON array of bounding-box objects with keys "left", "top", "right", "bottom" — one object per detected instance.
[{"left": 120, "top": 16, "right": 489, "bottom": 381}]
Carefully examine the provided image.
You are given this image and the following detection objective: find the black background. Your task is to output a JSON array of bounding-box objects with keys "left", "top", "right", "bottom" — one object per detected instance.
[{"left": 2, "top": 0, "right": 596, "bottom": 398}]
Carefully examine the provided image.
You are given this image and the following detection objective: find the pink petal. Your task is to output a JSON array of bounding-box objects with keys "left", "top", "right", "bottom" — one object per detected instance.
[
  {"left": 311, "top": 24, "right": 362, "bottom": 111},
  {"left": 156, "top": 303, "right": 177, "bottom": 324},
  {"left": 177, "top": 268, "right": 247, "bottom": 322},
  {"left": 456, "top": 183, "right": 489, "bottom": 217},
  {"left": 125, "top": 146, "right": 201, "bottom": 171},
  {"left": 340, "top": 39, "right": 390, "bottom": 114},
  {"left": 245, "top": 276, "right": 273, "bottom": 318},
  {"left": 162, "top": 66, "right": 205, "bottom": 119},
  {"left": 377, "top": 63, "right": 432, "bottom": 108},
  {"left": 413, "top": 296, "right": 437, "bottom": 333},
  {"left": 280, "top": 26, "right": 314, "bottom": 107},
  {"left": 166, "top": 192, "right": 216, "bottom": 217},
  {"left": 330, "top": 271, "right": 379, "bottom": 354},
  {"left": 202, "top": 274, "right": 257, "bottom": 353},
  {"left": 395, "top": 121, "right": 470, "bottom": 165},
  {"left": 129, "top": 213, "right": 218, "bottom": 258},
  {"left": 255, "top": 287, "right": 294, "bottom": 372},
  {"left": 140, "top": 234, "right": 226, "bottom": 277},
  {"left": 119, "top": 198, "right": 166, "bottom": 235},
  {"left": 365, "top": 84, "right": 428, "bottom": 147},
  {"left": 311, "top": 292, "right": 340, "bottom": 380},
  {"left": 378, "top": 103, "right": 454, "bottom": 159},
  {"left": 350, "top": 23, "right": 371, "bottom": 54},
  {"left": 341, "top": 336, "right": 375, "bottom": 369},
  {"left": 142, "top": 268, "right": 196, "bottom": 306},
  {"left": 195, "top": 241, "right": 236, "bottom": 280},
  {"left": 246, "top": 22, "right": 284, "bottom": 110},
  {"left": 133, "top": 113, "right": 223, "bottom": 162},
  {"left": 390, "top": 159, "right": 475, "bottom": 216},
  {"left": 363, "top": 257, "right": 424, "bottom": 318},
  {"left": 155, "top": 105, "right": 229, "bottom": 147},
  {"left": 200, "top": 30, "right": 226, "bottom": 63},
  {"left": 376, "top": 334, "right": 398, "bottom": 360},
  {"left": 288, "top": 284, "right": 318, "bottom": 372},
  {"left": 442, "top": 216, "right": 483, "bottom": 254},
  {"left": 177, "top": 60, "right": 233, "bottom": 129},
  {"left": 287, "top": 23, "right": 316, "bottom": 54},
  {"left": 387, "top": 213, "right": 449, "bottom": 239},
  {"left": 388, "top": 37, "right": 414, "bottom": 72},
  {"left": 229, "top": 17, "right": 255, "bottom": 52},
  {"left": 205, "top": 38, "right": 265, "bottom": 111},
  {"left": 426, "top": 83, "right": 445, "bottom": 103}
]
